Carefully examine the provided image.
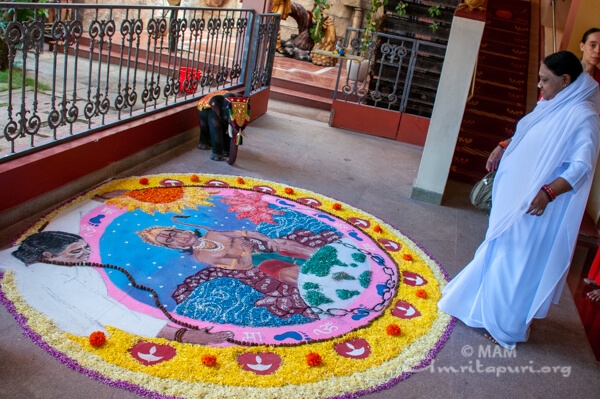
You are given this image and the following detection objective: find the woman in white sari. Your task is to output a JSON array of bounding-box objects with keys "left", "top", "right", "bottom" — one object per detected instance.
[{"left": 438, "top": 51, "right": 600, "bottom": 349}]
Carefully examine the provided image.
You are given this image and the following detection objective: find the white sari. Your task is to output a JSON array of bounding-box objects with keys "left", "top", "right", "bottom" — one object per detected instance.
[{"left": 438, "top": 73, "right": 600, "bottom": 349}]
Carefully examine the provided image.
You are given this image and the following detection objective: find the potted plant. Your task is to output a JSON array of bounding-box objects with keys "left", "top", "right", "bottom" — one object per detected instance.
[
  {"left": 347, "top": 0, "right": 391, "bottom": 82},
  {"left": 389, "top": 1, "right": 444, "bottom": 34},
  {"left": 310, "top": 0, "right": 330, "bottom": 44}
]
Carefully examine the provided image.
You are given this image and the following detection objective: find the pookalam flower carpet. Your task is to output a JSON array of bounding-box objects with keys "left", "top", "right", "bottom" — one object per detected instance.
[{"left": 0, "top": 173, "right": 453, "bottom": 399}]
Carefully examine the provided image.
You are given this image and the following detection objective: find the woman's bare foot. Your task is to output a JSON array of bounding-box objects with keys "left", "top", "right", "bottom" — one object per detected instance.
[
  {"left": 587, "top": 288, "right": 600, "bottom": 302},
  {"left": 584, "top": 278, "right": 599, "bottom": 287}
]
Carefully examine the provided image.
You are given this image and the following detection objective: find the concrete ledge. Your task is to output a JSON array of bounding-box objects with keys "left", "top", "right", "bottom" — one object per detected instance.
[{"left": 410, "top": 186, "right": 443, "bottom": 205}]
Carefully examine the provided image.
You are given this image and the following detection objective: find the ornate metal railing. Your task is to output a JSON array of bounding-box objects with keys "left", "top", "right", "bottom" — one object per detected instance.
[
  {"left": 334, "top": 27, "right": 447, "bottom": 118},
  {"left": 0, "top": 3, "right": 279, "bottom": 161}
]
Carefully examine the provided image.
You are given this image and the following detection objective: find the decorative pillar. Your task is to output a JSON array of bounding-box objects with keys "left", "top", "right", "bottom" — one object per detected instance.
[
  {"left": 240, "top": 0, "right": 273, "bottom": 14},
  {"left": 411, "top": 5, "right": 487, "bottom": 205},
  {"left": 343, "top": 0, "right": 362, "bottom": 44}
]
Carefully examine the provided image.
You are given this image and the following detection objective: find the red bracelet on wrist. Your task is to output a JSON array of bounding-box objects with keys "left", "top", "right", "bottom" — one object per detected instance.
[
  {"left": 541, "top": 184, "right": 556, "bottom": 201},
  {"left": 498, "top": 141, "right": 508, "bottom": 150}
]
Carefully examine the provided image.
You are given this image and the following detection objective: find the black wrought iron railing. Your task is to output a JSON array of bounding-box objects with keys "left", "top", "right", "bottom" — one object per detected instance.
[
  {"left": 0, "top": 3, "right": 279, "bottom": 161},
  {"left": 334, "top": 0, "right": 459, "bottom": 119},
  {"left": 334, "top": 27, "right": 447, "bottom": 118}
]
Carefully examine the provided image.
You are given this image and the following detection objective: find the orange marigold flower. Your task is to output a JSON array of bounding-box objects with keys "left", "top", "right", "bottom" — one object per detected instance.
[
  {"left": 402, "top": 253, "right": 413, "bottom": 261},
  {"left": 236, "top": 177, "right": 245, "bottom": 184},
  {"left": 285, "top": 187, "right": 294, "bottom": 195},
  {"left": 416, "top": 289, "right": 428, "bottom": 299},
  {"left": 190, "top": 174, "right": 200, "bottom": 182},
  {"left": 386, "top": 324, "right": 402, "bottom": 336},
  {"left": 373, "top": 225, "right": 382, "bottom": 233},
  {"left": 127, "top": 187, "right": 184, "bottom": 204},
  {"left": 139, "top": 177, "right": 149, "bottom": 185},
  {"left": 89, "top": 331, "right": 106, "bottom": 347},
  {"left": 306, "top": 352, "right": 322, "bottom": 367},
  {"left": 201, "top": 354, "right": 217, "bottom": 367},
  {"left": 332, "top": 203, "right": 342, "bottom": 211}
]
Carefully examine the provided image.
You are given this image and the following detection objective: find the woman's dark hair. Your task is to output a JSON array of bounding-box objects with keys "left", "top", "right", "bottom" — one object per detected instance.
[
  {"left": 12, "top": 231, "right": 82, "bottom": 265},
  {"left": 581, "top": 27, "right": 600, "bottom": 44},
  {"left": 543, "top": 51, "right": 583, "bottom": 83}
]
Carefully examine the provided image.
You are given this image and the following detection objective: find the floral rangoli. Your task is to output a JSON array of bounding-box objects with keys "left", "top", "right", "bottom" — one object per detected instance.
[{"left": 0, "top": 173, "right": 453, "bottom": 399}]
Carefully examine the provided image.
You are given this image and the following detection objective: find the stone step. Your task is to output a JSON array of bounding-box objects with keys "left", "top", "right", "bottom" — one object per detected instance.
[{"left": 268, "top": 85, "right": 332, "bottom": 111}]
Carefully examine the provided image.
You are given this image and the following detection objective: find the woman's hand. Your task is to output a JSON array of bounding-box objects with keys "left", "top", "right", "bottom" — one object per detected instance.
[
  {"left": 526, "top": 190, "right": 550, "bottom": 216},
  {"left": 486, "top": 146, "right": 504, "bottom": 172},
  {"left": 526, "top": 179, "right": 572, "bottom": 216},
  {"left": 183, "top": 327, "right": 234, "bottom": 344}
]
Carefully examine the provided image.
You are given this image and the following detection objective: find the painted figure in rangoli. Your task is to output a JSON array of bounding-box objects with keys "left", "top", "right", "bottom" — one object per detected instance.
[
  {"left": 1, "top": 228, "right": 233, "bottom": 345},
  {"left": 136, "top": 225, "right": 317, "bottom": 285}
]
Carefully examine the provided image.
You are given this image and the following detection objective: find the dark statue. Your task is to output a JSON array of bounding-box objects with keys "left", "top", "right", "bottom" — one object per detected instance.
[
  {"left": 197, "top": 91, "right": 250, "bottom": 165},
  {"left": 273, "top": 1, "right": 337, "bottom": 67}
]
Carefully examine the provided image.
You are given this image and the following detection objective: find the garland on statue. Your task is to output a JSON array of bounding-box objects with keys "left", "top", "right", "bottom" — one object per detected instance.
[{"left": 227, "top": 97, "right": 251, "bottom": 145}]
